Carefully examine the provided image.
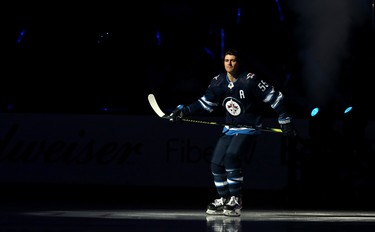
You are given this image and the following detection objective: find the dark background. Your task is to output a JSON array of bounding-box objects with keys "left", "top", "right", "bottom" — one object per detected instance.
[{"left": 4, "top": 0, "right": 374, "bottom": 118}]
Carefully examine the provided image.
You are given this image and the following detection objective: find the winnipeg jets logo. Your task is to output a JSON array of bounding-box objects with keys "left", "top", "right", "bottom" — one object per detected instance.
[{"left": 223, "top": 97, "right": 242, "bottom": 116}]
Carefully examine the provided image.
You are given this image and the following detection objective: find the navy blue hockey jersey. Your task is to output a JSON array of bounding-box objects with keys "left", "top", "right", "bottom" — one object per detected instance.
[{"left": 185, "top": 72, "right": 288, "bottom": 135}]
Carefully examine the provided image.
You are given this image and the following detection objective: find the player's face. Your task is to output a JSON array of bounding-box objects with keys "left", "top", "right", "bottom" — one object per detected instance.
[{"left": 224, "top": 55, "right": 239, "bottom": 74}]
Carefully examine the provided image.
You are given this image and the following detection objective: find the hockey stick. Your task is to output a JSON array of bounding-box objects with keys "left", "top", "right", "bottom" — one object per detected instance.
[{"left": 148, "top": 93, "right": 282, "bottom": 133}]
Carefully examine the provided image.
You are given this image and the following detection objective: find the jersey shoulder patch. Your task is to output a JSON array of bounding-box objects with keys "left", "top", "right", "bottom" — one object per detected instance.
[
  {"left": 212, "top": 74, "right": 221, "bottom": 80},
  {"left": 246, "top": 72, "right": 255, "bottom": 80}
]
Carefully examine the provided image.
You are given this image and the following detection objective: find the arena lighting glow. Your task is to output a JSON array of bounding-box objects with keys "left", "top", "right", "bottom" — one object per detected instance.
[
  {"left": 344, "top": 106, "right": 352, "bottom": 114},
  {"left": 310, "top": 106, "right": 352, "bottom": 117},
  {"left": 156, "top": 31, "right": 161, "bottom": 46},
  {"left": 204, "top": 47, "right": 215, "bottom": 58},
  {"left": 17, "top": 28, "right": 26, "bottom": 44},
  {"left": 311, "top": 107, "right": 319, "bottom": 117},
  {"left": 275, "top": 0, "right": 284, "bottom": 21},
  {"left": 236, "top": 7, "right": 241, "bottom": 24}
]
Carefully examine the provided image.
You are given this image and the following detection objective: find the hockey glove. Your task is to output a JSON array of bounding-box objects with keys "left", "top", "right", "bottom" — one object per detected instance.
[
  {"left": 169, "top": 104, "right": 189, "bottom": 123},
  {"left": 278, "top": 115, "right": 297, "bottom": 137}
]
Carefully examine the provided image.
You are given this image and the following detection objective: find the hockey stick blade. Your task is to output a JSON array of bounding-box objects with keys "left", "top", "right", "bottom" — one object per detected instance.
[
  {"left": 148, "top": 93, "right": 170, "bottom": 119},
  {"left": 148, "top": 93, "right": 282, "bottom": 133}
]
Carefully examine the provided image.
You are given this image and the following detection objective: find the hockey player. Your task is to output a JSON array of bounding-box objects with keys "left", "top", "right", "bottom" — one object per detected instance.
[{"left": 169, "top": 49, "right": 297, "bottom": 216}]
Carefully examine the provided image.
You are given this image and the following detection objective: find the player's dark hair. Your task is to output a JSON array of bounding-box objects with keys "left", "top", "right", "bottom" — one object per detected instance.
[
  {"left": 223, "top": 48, "right": 248, "bottom": 73},
  {"left": 224, "top": 49, "right": 241, "bottom": 63}
]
